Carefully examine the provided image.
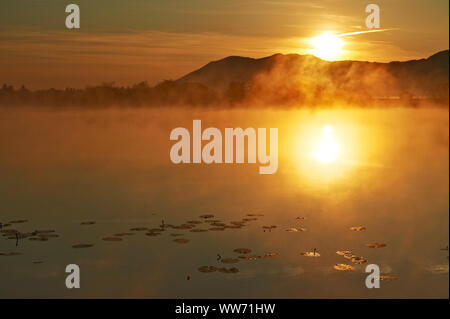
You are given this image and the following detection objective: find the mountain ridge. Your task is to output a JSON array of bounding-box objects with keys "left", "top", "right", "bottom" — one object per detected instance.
[
  {"left": 0, "top": 50, "right": 448, "bottom": 108},
  {"left": 177, "top": 50, "right": 449, "bottom": 99}
]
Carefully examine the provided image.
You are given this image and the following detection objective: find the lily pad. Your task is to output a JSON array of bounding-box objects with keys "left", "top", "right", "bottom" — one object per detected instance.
[
  {"left": 366, "top": 243, "right": 387, "bottom": 248},
  {"left": 286, "top": 227, "right": 306, "bottom": 232},
  {"left": 38, "top": 234, "right": 59, "bottom": 238},
  {"left": 72, "top": 244, "right": 93, "bottom": 249},
  {"left": 351, "top": 256, "right": 368, "bottom": 264},
  {"left": 343, "top": 253, "right": 356, "bottom": 260},
  {"left": 173, "top": 238, "right": 190, "bottom": 244},
  {"left": 209, "top": 227, "right": 225, "bottom": 231},
  {"left": 145, "top": 232, "right": 161, "bottom": 237},
  {"left": 187, "top": 220, "right": 202, "bottom": 224},
  {"left": 334, "top": 264, "right": 355, "bottom": 271},
  {"left": 336, "top": 250, "right": 353, "bottom": 256},
  {"left": 224, "top": 225, "right": 242, "bottom": 229},
  {"left": 81, "top": 221, "right": 96, "bottom": 225},
  {"left": 0, "top": 252, "right": 22, "bottom": 256},
  {"left": 199, "top": 214, "right": 214, "bottom": 219},
  {"left": 130, "top": 227, "right": 148, "bottom": 231},
  {"left": 263, "top": 253, "right": 280, "bottom": 258},
  {"left": 114, "top": 233, "right": 134, "bottom": 237},
  {"left": 170, "top": 233, "right": 184, "bottom": 237},
  {"left": 378, "top": 275, "right": 398, "bottom": 281},
  {"left": 210, "top": 222, "right": 226, "bottom": 227},
  {"left": 233, "top": 248, "right": 252, "bottom": 254},
  {"left": 198, "top": 266, "right": 217, "bottom": 273},
  {"left": 189, "top": 229, "right": 208, "bottom": 233},
  {"left": 172, "top": 224, "right": 195, "bottom": 230},
  {"left": 300, "top": 251, "right": 320, "bottom": 257},
  {"left": 239, "top": 255, "right": 261, "bottom": 260},
  {"left": 230, "top": 221, "right": 245, "bottom": 226},
  {"left": 1, "top": 229, "right": 18, "bottom": 234},
  {"left": 9, "top": 220, "right": 28, "bottom": 224},
  {"left": 350, "top": 226, "right": 366, "bottom": 231}
]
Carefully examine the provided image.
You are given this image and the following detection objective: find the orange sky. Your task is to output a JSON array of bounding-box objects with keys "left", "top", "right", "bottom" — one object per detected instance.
[{"left": 0, "top": 0, "right": 448, "bottom": 89}]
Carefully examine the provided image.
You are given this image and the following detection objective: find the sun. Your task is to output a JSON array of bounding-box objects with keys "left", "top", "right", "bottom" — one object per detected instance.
[
  {"left": 313, "top": 125, "right": 340, "bottom": 164},
  {"left": 310, "top": 33, "right": 343, "bottom": 61}
]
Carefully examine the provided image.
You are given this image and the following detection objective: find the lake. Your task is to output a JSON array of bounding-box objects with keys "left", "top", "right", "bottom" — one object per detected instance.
[{"left": 0, "top": 106, "right": 448, "bottom": 298}]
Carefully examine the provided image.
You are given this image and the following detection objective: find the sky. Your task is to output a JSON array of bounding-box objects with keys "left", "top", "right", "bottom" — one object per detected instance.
[{"left": 0, "top": 0, "right": 448, "bottom": 89}]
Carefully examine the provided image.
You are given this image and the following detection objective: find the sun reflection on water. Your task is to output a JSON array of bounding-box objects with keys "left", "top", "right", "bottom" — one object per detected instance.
[{"left": 313, "top": 125, "right": 340, "bottom": 164}]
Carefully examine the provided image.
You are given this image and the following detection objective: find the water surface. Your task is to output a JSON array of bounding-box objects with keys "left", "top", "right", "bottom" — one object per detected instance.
[{"left": 0, "top": 107, "right": 448, "bottom": 298}]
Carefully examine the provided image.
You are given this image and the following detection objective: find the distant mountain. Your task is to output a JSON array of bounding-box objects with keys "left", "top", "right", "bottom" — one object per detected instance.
[
  {"left": 1, "top": 50, "right": 448, "bottom": 108},
  {"left": 178, "top": 53, "right": 290, "bottom": 92},
  {"left": 178, "top": 50, "right": 449, "bottom": 102}
]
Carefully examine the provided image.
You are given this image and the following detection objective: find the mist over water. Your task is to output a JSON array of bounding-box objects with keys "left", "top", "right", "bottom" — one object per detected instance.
[{"left": 0, "top": 106, "right": 448, "bottom": 298}]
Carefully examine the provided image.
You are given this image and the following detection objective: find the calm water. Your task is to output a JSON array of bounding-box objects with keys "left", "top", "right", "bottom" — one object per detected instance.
[{"left": 0, "top": 106, "right": 448, "bottom": 298}]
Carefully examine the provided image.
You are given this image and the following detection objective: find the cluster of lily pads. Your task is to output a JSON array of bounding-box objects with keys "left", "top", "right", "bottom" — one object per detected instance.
[
  {"left": 327, "top": 226, "right": 397, "bottom": 280},
  {"left": 2, "top": 216, "right": 445, "bottom": 285},
  {"left": 0, "top": 219, "right": 59, "bottom": 263},
  {"left": 1, "top": 220, "right": 59, "bottom": 243},
  {"left": 291, "top": 225, "right": 395, "bottom": 278},
  {"left": 68, "top": 213, "right": 264, "bottom": 249},
  {"left": 197, "top": 247, "right": 281, "bottom": 275},
  {"left": 333, "top": 250, "right": 367, "bottom": 271}
]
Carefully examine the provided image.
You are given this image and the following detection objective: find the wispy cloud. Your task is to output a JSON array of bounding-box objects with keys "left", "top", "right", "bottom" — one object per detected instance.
[
  {"left": 338, "top": 29, "right": 397, "bottom": 37},
  {"left": 0, "top": 30, "right": 294, "bottom": 89}
]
